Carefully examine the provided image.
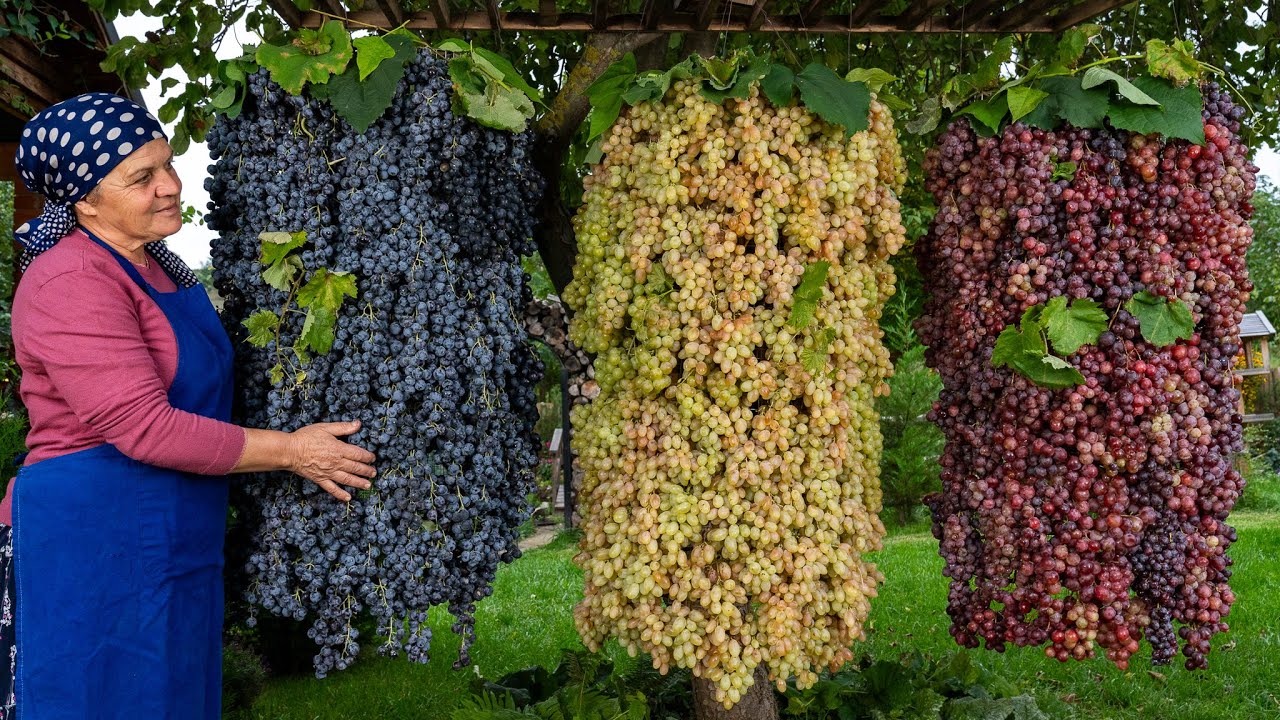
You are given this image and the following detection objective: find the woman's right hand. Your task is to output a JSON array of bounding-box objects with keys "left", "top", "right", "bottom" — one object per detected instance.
[{"left": 288, "top": 420, "right": 377, "bottom": 502}]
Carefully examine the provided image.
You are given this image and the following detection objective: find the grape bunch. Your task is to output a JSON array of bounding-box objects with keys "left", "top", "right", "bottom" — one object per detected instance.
[
  {"left": 916, "top": 85, "right": 1256, "bottom": 670},
  {"left": 566, "top": 79, "right": 906, "bottom": 707},
  {"left": 204, "top": 53, "right": 544, "bottom": 675}
]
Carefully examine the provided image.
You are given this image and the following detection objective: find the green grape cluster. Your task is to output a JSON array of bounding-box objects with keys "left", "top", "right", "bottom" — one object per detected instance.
[{"left": 565, "top": 78, "right": 907, "bottom": 708}]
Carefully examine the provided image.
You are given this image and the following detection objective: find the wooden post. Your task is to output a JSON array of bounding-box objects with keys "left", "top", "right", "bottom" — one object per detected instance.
[{"left": 692, "top": 667, "right": 778, "bottom": 720}]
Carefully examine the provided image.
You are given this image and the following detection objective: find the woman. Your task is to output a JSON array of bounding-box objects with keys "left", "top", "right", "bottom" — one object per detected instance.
[{"left": 6, "top": 93, "right": 376, "bottom": 719}]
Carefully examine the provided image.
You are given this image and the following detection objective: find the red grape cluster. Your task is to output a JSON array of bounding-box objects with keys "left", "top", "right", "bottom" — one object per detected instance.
[{"left": 915, "top": 85, "right": 1256, "bottom": 670}]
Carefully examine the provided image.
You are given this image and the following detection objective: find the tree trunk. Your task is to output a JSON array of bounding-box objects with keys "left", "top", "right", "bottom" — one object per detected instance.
[{"left": 693, "top": 667, "right": 780, "bottom": 720}]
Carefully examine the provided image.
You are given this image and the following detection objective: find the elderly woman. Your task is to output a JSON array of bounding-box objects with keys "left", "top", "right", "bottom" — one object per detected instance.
[{"left": 4, "top": 93, "right": 376, "bottom": 718}]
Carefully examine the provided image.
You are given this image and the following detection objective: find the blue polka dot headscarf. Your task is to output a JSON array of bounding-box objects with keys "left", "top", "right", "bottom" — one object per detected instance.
[{"left": 14, "top": 92, "right": 198, "bottom": 287}]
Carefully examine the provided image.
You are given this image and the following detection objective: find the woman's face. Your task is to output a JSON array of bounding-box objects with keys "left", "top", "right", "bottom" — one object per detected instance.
[{"left": 74, "top": 138, "right": 183, "bottom": 244}]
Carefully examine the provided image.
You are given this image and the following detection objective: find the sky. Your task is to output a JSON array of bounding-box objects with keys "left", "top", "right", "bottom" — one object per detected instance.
[{"left": 111, "top": 14, "right": 1280, "bottom": 268}]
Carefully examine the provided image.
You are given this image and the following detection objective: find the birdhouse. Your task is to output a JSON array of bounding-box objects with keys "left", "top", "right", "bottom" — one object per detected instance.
[{"left": 1237, "top": 310, "right": 1277, "bottom": 423}]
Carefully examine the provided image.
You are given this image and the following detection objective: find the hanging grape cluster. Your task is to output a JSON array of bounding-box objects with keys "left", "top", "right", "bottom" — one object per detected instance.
[
  {"left": 566, "top": 79, "right": 906, "bottom": 707},
  {"left": 205, "top": 53, "right": 544, "bottom": 675},
  {"left": 916, "top": 85, "right": 1256, "bottom": 670}
]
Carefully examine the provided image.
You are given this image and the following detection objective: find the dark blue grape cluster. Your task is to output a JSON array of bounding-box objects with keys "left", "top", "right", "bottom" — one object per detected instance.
[{"left": 204, "top": 52, "right": 544, "bottom": 676}]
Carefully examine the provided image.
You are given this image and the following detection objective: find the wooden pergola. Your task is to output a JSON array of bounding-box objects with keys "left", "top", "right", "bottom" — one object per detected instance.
[{"left": 272, "top": 0, "right": 1131, "bottom": 34}]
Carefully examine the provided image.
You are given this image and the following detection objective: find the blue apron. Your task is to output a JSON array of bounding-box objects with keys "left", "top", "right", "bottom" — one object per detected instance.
[{"left": 13, "top": 230, "right": 234, "bottom": 719}]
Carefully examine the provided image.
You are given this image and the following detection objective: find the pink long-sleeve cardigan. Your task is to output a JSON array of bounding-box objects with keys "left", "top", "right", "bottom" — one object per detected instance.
[{"left": 4, "top": 229, "right": 247, "bottom": 519}]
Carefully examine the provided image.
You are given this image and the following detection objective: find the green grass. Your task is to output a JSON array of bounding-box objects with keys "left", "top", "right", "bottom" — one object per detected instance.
[{"left": 242, "top": 514, "right": 1280, "bottom": 720}]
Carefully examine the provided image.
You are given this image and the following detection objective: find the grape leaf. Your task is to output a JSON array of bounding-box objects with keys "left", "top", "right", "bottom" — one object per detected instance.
[
  {"left": 269, "top": 363, "right": 285, "bottom": 385},
  {"left": 584, "top": 54, "right": 637, "bottom": 140},
  {"left": 298, "top": 268, "right": 359, "bottom": 312},
  {"left": 259, "top": 230, "right": 307, "bottom": 263},
  {"left": 1042, "top": 296, "right": 1108, "bottom": 355},
  {"left": 254, "top": 20, "right": 352, "bottom": 95},
  {"left": 1007, "top": 86, "right": 1049, "bottom": 122},
  {"left": 243, "top": 310, "right": 280, "bottom": 347},
  {"left": 1022, "top": 76, "right": 1110, "bottom": 130},
  {"left": 698, "top": 55, "right": 739, "bottom": 89},
  {"left": 326, "top": 33, "right": 417, "bottom": 133},
  {"left": 1106, "top": 76, "right": 1206, "bottom": 144},
  {"left": 1051, "top": 160, "right": 1078, "bottom": 182},
  {"left": 702, "top": 56, "right": 770, "bottom": 104},
  {"left": 991, "top": 322, "right": 1046, "bottom": 370},
  {"left": 452, "top": 72, "right": 535, "bottom": 132},
  {"left": 1055, "top": 24, "right": 1100, "bottom": 67},
  {"left": 353, "top": 35, "right": 395, "bottom": 82},
  {"left": 904, "top": 96, "right": 941, "bottom": 135},
  {"left": 794, "top": 65, "right": 870, "bottom": 136},
  {"left": 1018, "top": 354, "right": 1086, "bottom": 389},
  {"left": 787, "top": 261, "right": 831, "bottom": 329},
  {"left": 958, "top": 92, "right": 1009, "bottom": 134},
  {"left": 434, "top": 37, "right": 472, "bottom": 53},
  {"left": 474, "top": 47, "right": 543, "bottom": 103},
  {"left": 845, "top": 68, "right": 895, "bottom": 93},
  {"left": 1082, "top": 67, "right": 1161, "bottom": 106},
  {"left": 1145, "top": 39, "right": 1201, "bottom": 84},
  {"left": 302, "top": 306, "right": 338, "bottom": 355},
  {"left": 1124, "top": 291, "right": 1196, "bottom": 346},
  {"left": 757, "top": 64, "right": 788, "bottom": 106},
  {"left": 261, "top": 255, "right": 302, "bottom": 291},
  {"left": 802, "top": 327, "right": 838, "bottom": 374}
]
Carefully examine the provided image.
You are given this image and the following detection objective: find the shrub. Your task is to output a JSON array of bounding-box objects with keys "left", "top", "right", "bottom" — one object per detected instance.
[{"left": 877, "top": 345, "right": 944, "bottom": 526}]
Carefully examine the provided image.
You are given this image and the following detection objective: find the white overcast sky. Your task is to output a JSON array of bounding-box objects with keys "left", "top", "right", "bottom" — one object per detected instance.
[{"left": 111, "top": 13, "right": 1280, "bottom": 268}]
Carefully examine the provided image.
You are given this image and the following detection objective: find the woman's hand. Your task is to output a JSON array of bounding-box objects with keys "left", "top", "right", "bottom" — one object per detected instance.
[{"left": 287, "top": 420, "right": 377, "bottom": 501}]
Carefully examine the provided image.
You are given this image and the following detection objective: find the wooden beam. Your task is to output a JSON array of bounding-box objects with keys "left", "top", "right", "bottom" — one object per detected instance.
[
  {"left": 1050, "top": 0, "right": 1130, "bottom": 30},
  {"left": 0, "top": 41, "right": 65, "bottom": 107},
  {"left": 848, "top": 0, "right": 890, "bottom": 26},
  {"left": 746, "top": 0, "right": 770, "bottom": 30},
  {"left": 995, "top": 0, "right": 1059, "bottom": 30},
  {"left": 643, "top": 0, "right": 674, "bottom": 30},
  {"left": 897, "top": 0, "right": 951, "bottom": 29},
  {"left": 592, "top": 0, "right": 609, "bottom": 29},
  {"left": 265, "top": 0, "right": 304, "bottom": 27},
  {"left": 305, "top": 7, "right": 1056, "bottom": 31},
  {"left": 374, "top": 0, "right": 405, "bottom": 26},
  {"left": 539, "top": 0, "right": 560, "bottom": 26},
  {"left": 428, "top": 0, "right": 452, "bottom": 28}
]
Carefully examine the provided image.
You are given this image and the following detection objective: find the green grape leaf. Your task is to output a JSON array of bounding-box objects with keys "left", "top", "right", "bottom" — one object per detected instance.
[
  {"left": 326, "top": 33, "right": 417, "bottom": 133},
  {"left": 845, "top": 67, "right": 895, "bottom": 93},
  {"left": 1042, "top": 296, "right": 1108, "bottom": 355},
  {"left": 958, "top": 92, "right": 1009, "bottom": 134},
  {"left": 261, "top": 255, "right": 302, "bottom": 291},
  {"left": 1124, "top": 291, "right": 1196, "bottom": 347},
  {"left": 761, "top": 64, "right": 796, "bottom": 107},
  {"left": 269, "top": 363, "right": 285, "bottom": 385},
  {"left": 794, "top": 64, "right": 870, "bottom": 136},
  {"left": 584, "top": 54, "right": 637, "bottom": 140},
  {"left": 1056, "top": 23, "right": 1100, "bottom": 67},
  {"left": 905, "top": 96, "right": 941, "bottom": 135},
  {"left": 1106, "top": 76, "right": 1206, "bottom": 144},
  {"left": 1081, "top": 67, "right": 1161, "bottom": 105},
  {"left": 297, "top": 268, "right": 359, "bottom": 312},
  {"left": 876, "top": 93, "right": 912, "bottom": 112},
  {"left": 243, "top": 310, "right": 280, "bottom": 347},
  {"left": 254, "top": 20, "right": 352, "bottom": 95},
  {"left": 991, "top": 322, "right": 1046, "bottom": 370},
  {"left": 210, "top": 83, "right": 238, "bottom": 109},
  {"left": 434, "top": 37, "right": 472, "bottom": 53},
  {"left": 353, "top": 34, "right": 395, "bottom": 81},
  {"left": 787, "top": 261, "right": 831, "bottom": 329},
  {"left": 965, "top": 36, "right": 1014, "bottom": 93},
  {"left": 697, "top": 55, "right": 739, "bottom": 89},
  {"left": 1051, "top": 160, "right": 1078, "bottom": 182},
  {"left": 474, "top": 47, "right": 543, "bottom": 103},
  {"left": 701, "top": 56, "right": 769, "bottom": 103},
  {"left": 1007, "top": 86, "right": 1049, "bottom": 122},
  {"left": 301, "top": 306, "right": 338, "bottom": 355},
  {"left": 1022, "top": 76, "right": 1111, "bottom": 130},
  {"left": 1145, "top": 39, "right": 1202, "bottom": 84}
]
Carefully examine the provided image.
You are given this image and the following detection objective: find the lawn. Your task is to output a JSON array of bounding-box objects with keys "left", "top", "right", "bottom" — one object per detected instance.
[{"left": 239, "top": 512, "right": 1280, "bottom": 720}]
